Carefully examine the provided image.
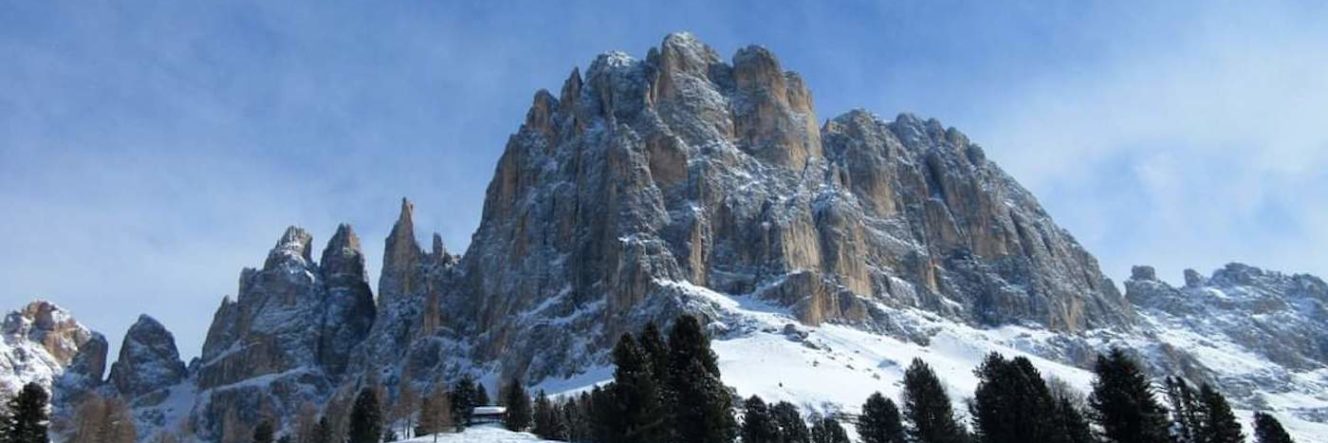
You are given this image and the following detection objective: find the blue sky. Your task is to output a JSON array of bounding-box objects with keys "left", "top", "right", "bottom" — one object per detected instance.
[{"left": 2, "top": 1, "right": 1326, "bottom": 361}]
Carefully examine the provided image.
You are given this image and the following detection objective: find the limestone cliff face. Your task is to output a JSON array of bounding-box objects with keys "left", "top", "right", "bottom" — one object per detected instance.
[
  {"left": 191, "top": 225, "right": 377, "bottom": 440},
  {"left": 108, "top": 315, "right": 186, "bottom": 401},
  {"left": 1127, "top": 264, "right": 1328, "bottom": 372},
  {"left": 438, "top": 32, "right": 1131, "bottom": 380},
  {"left": 1, "top": 301, "right": 104, "bottom": 397}
]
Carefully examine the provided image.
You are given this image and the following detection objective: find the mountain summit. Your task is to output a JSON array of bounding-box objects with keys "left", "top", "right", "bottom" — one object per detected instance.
[{"left": 8, "top": 33, "right": 1326, "bottom": 442}]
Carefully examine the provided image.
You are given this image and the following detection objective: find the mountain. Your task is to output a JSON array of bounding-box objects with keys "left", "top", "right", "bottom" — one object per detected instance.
[
  {"left": 8, "top": 32, "right": 1328, "bottom": 442},
  {"left": 0, "top": 301, "right": 105, "bottom": 399}
]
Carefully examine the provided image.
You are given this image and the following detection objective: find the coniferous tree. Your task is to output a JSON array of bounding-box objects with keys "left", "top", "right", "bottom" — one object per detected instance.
[
  {"left": 770, "top": 401, "right": 810, "bottom": 443},
  {"left": 252, "top": 421, "right": 275, "bottom": 443},
  {"left": 561, "top": 397, "right": 587, "bottom": 442},
  {"left": 1195, "top": 384, "right": 1244, "bottom": 443},
  {"left": 348, "top": 388, "right": 384, "bottom": 443},
  {"left": 1088, "top": 348, "right": 1170, "bottom": 443},
  {"left": 740, "top": 396, "right": 779, "bottom": 443},
  {"left": 604, "top": 333, "right": 666, "bottom": 443},
  {"left": 276, "top": 436, "right": 292, "bottom": 443},
  {"left": 450, "top": 375, "right": 477, "bottom": 429},
  {"left": 809, "top": 416, "right": 850, "bottom": 443},
  {"left": 503, "top": 377, "right": 532, "bottom": 432},
  {"left": 970, "top": 354, "right": 1062, "bottom": 443},
  {"left": 589, "top": 386, "right": 616, "bottom": 443},
  {"left": 902, "top": 359, "right": 966, "bottom": 443},
  {"left": 532, "top": 390, "right": 563, "bottom": 440},
  {"left": 1253, "top": 412, "right": 1295, "bottom": 443},
  {"left": 5, "top": 382, "right": 50, "bottom": 443},
  {"left": 860, "top": 392, "right": 906, "bottom": 443},
  {"left": 1166, "top": 377, "right": 1203, "bottom": 443},
  {"left": 640, "top": 322, "right": 671, "bottom": 387},
  {"left": 667, "top": 315, "right": 737, "bottom": 443},
  {"left": 1053, "top": 397, "right": 1094, "bottom": 443}
]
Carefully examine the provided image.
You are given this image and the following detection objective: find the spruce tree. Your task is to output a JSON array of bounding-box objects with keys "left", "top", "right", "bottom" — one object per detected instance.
[
  {"left": 1053, "top": 397, "right": 1094, "bottom": 443},
  {"left": 348, "top": 388, "right": 383, "bottom": 443},
  {"left": 450, "top": 375, "right": 477, "bottom": 429},
  {"left": 740, "top": 396, "right": 779, "bottom": 443},
  {"left": 770, "top": 401, "right": 809, "bottom": 443},
  {"left": 640, "top": 322, "right": 671, "bottom": 386},
  {"left": 809, "top": 416, "right": 850, "bottom": 443},
  {"left": 5, "top": 382, "right": 49, "bottom": 443},
  {"left": 1165, "top": 377, "right": 1202, "bottom": 443},
  {"left": 1253, "top": 412, "right": 1295, "bottom": 443},
  {"left": 253, "top": 421, "right": 275, "bottom": 443},
  {"left": 503, "top": 377, "right": 533, "bottom": 432},
  {"left": 1088, "top": 348, "right": 1170, "bottom": 443},
  {"left": 607, "top": 333, "right": 666, "bottom": 443},
  {"left": 1196, "top": 383, "right": 1244, "bottom": 443},
  {"left": 667, "top": 315, "right": 736, "bottom": 443},
  {"left": 970, "top": 354, "right": 1063, "bottom": 443},
  {"left": 589, "top": 386, "right": 617, "bottom": 443},
  {"left": 902, "top": 359, "right": 965, "bottom": 443},
  {"left": 532, "top": 390, "right": 563, "bottom": 440},
  {"left": 860, "top": 392, "right": 906, "bottom": 443},
  {"left": 563, "top": 397, "right": 588, "bottom": 443}
]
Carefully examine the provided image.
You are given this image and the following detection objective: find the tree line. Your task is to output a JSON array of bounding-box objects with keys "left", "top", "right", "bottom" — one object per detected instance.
[{"left": 0, "top": 315, "right": 1307, "bottom": 443}]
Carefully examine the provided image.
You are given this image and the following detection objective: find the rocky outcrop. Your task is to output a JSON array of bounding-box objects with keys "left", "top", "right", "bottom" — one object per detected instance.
[
  {"left": 434, "top": 32, "right": 1131, "bottom": 381},
  {"left": 1126, "top": 263, "right": 1328, "bottom": 371},
  {"left": 191, "top": 225, "right": 378, "bottom": 440},
  {"left": 108, "top": 315, "right": 186, "bottom": 400},
  {"left": 1, "top": 301, "right": 103, "bottom": 397}
]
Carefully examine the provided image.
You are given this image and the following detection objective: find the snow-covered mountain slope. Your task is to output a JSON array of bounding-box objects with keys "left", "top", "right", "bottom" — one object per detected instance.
[
  {"left": 0, "top": 301, "right": 105, "bottom": 399},
  {"left": 393, "top": 424, "right": 558, "bottom": 443},
  {"left": 529, "top": 278, "right": 1328, "bottom": 442}
]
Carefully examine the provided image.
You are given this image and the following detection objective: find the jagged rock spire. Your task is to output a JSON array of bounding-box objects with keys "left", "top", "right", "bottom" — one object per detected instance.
[
  {"left": 108, "top": 314, "right": 186, "bottom": 399},
  {"left": 380, "top": 198, "right": 424, "bottom": 305},
  {"left": 318, "top": 223, "right": 376, "bottom": 375}
]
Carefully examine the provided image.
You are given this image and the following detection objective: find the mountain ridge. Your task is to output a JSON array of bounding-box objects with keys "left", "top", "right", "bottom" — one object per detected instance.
[{"left": 4, "top": 32, "right": 1326, "bottom": 442}]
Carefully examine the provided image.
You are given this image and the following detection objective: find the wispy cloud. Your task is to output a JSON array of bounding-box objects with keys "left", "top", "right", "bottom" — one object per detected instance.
[{"left": 2, "top": 1, "right": 1325, "bottom": 362}]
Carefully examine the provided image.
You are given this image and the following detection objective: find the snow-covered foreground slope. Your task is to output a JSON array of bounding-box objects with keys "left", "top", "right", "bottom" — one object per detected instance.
[
  {"left": 533, "top": 280, "right": 1328, "bottom": 442},
  {"left": 394, "top": 424, "right": 558, "bottom": 443}
]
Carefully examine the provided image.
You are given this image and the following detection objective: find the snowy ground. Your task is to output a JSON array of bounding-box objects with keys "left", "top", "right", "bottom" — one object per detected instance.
[
  {"left": 392, "top": 424, "right": 557, "bottom": 443},
  {"left": 531, "top": 279, "right": 1328, "bottom": 442}
]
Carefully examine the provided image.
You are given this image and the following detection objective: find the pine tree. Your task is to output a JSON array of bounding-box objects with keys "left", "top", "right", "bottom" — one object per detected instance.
[
  {"left": 640, "top": 322, "right": 671, "bottom": 386},
  {"left": 604, "top": 333, "right": 666, "bottom": 443},
  {"left": 667, "top": 315, "right": 736, "bottom": 443},
  {"left": 809, "top": 416, "right": 850, "bottom": 443},
  {"left": 252, "top": 421, "right": 275, "bottom": 443},
  {"left": 1195, "top": 384, "right": 1244, "bottom": 443},
  {"left": 1165, "top": 377, "right": 1202, "bottom": 443},
  {"left": 562, "top": 397, "right": 588, "bottom": 443},
  {"left": 348, "top": 387, "right": 384, "bottom": 443},
  {"left": 770, "top": 401, "right": 810, "bottom": 443},
  {"left": 740, "top": 396, "right": 779, "bottom": 443},
  {"left": 970, "top": 354, "right": 1062, "bottom": 443},
  {"left": 589, "top": 386, "right": 617, "bottom": 443},
  {"left": 532, "top": 390, "right": 560, "bottom": 440},
  {"left": 1088, "top": 348, "right": 1170, "bottom": 443},
  {"left": 450, "top": 375, "right": 477, "bottom": 429},
  {"left": 860, "top": 392, "right": 906, "bottom": 443},
  {"left": 902, "top": 359, "right": 966, "bottom": 443},
  {"left": 1253, "top": 412, "right": 1295, "bottom": 443},
  {"left": 5, "top": 382, "right": 50, "bottom": 443},
  {"left": 503, "top": 377, "right": 532, "bottom": 432},
  {"left": 1053, "top": 397, "right": 1094, "bottom": 443},
  {"left": 475, "top": 385, "right": 491, "bottom": 407}
]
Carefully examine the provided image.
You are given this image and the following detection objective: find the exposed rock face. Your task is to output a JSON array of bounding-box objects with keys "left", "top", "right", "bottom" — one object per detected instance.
[
  {"left": 0, "top": 301, "right": 103, "bottom": 397},
  {"left": 1127, "top": 263, "right": 1328, "bottom": 371},
  {"left": 191, "top": 225, "right": 378, "bottom": 440},
  {"left": 431, "top": 32, "right": 1131, "bottom": 381},
  {"left": 108, "top": 315, "right": 186, "bottom": 400}
]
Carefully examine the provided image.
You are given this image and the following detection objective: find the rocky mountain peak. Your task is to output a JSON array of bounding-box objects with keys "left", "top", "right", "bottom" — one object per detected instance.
[
  {"left": 321, "top": 223, "right": 368, "bottom": 282},
  {"left": 380, "top": 198, "right": 424, "bottom": 305},
  {"left": 264, "top": 226, "right": 314, "bottom": 270},
  {"left": 108, "top": 314, "right": 186, "bottom": 400},
  {"left": 3, "top": 301, "right": 96, "bottom": 367}
]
